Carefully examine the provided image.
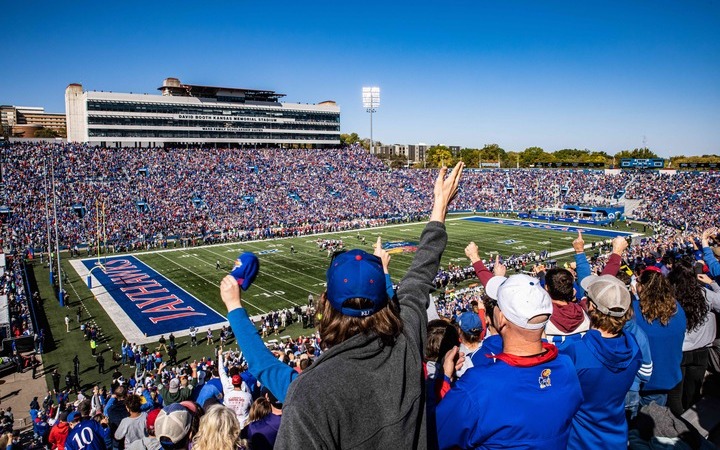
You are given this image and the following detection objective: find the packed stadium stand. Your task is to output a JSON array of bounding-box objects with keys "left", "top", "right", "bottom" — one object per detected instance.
[
  {"left": 2, "top": 142, "right": 718, "bottom": 254},
  {"left": 2, "top": 142, "right": 720, "bottom": 448}
]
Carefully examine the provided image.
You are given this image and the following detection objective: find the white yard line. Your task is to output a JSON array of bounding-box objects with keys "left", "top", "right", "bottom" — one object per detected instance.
[
  {"left": 211, "top": 244, "right": 326, "bottom": 285},
  {"left": 153, "top": 252, "right": 269, "bottom": 314},
  {"left": 181, "top": 249, "right": 303, "bottom": 307}
]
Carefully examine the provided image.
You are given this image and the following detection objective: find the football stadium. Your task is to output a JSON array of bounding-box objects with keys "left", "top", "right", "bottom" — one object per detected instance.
[
  {"left": 3, "top": 139, "right": 720, "bottom": 448},
  {"left": 2, "top": 3, "right": 720, "bottom": 449}
]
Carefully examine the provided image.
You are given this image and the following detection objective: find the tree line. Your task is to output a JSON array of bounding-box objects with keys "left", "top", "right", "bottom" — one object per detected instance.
[{"left": 340, "top": 133, "right": 719, "bottom": 169}]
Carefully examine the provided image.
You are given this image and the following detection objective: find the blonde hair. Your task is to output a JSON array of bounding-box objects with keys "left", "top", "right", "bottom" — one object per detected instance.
[{"left": 192, "top": 405, "right": 240, "bottom": 450}]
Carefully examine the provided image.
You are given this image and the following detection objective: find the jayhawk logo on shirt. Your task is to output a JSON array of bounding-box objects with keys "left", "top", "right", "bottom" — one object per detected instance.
[{"left": 539, "top": 368, "right": 552, "bottom": 389}]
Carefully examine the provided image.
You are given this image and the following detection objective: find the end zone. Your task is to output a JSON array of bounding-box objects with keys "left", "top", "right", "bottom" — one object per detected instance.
[{"left": 71, "top": 255, "right": 227, "bottom": 344}]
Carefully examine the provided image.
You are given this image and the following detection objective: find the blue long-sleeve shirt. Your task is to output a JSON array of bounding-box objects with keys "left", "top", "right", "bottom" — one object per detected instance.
[
  {"left": 623, "top": 317, "right": 653, "bottom": 391},
  {"left": 227, "top": 308, "right": 297, "bottom": 403},
  {"left": 574, "top": 253, "right": 592, "bottom": 299},
  {"left": 702, "top": 246, "right": 720, "bottom": 280},
  {"left": 228, "top": 273, "right": 395, "bottom": 404}
]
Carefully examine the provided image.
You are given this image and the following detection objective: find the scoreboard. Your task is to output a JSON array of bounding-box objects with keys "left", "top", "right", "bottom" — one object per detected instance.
[
  {"left": 533, "top": 162, "right": 605, "bottom": 168},
  {"left": 620, "top": 158, "right": 666, "bottom": 169}
]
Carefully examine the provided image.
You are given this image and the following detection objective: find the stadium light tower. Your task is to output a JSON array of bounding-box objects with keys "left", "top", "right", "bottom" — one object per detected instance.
[{"left": 362, "top": 87, "right": 380, "bottom": 154}]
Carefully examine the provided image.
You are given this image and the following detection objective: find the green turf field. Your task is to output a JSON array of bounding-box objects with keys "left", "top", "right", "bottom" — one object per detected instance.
[
  {"left": 31, "top": 215, "right": 646, "bottom": 392},
  {"left": 83, "top": 216, "right": 640, "bottom": 316}
]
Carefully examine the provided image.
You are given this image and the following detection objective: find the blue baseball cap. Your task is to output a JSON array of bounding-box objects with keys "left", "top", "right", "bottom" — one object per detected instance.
[
  {"left": 230, "top": 252, "right": 260, "bottom": 291},
  {"left": 326, "top": 250, "right": 387, "bottom": 317},
  {"left": 457, "top": 311, "right": 483, "bottom": 335}
]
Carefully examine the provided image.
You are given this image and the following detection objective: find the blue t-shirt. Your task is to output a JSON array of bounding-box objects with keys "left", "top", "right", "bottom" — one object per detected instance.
[
  {"left": 472, "top": 334, "right": 503, "bottom": 368},
  {"left": 547, "top": 333, "right": 585, "bottom": 352},
  {"left": 245, "top": 412, "right": 282, "bottom": 450},
  {"left": 195, "top": 382, "right": 222, "bottom": 408}
]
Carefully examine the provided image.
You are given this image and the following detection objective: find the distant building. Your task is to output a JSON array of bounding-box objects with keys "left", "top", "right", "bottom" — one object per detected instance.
[
  {"left": 65, "top": 78, "right": 340, "bottom": 148},
  {"left": 378, "top": 143, "right": 462, "bottom": 165},
  {"left": 0, "top": 105, "right": 66, "bottom": 137}
]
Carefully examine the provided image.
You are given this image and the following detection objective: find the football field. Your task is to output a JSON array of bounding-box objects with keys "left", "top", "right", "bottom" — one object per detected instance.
[
  {"left": 32, "top": 215, "right": 645, "bottom": 392},
  {"left": 68, "top": 215, "right": 640, "bottom": 343}
]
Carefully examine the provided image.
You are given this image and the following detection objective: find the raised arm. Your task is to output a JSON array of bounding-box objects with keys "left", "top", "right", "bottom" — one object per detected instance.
[
  {"left": 221, "top": 276, "right": 297, "bottom": 403},
  {"left": 701, "top": 228, "right": 720, "bottom": 279},
  {"left": 373, "top": 236, "right": 396, "bottom": 300},
  {"left": 466, "top": 243, "right": 492, "bottom": 287},
  {"left": 218, "top": 348, "right": 231, "bottom": 391},
  {"left": 601, "top": 236, "right": 628, "bottom": 277},
  {"left": 397, "top": 162, "right": 464, "bottom": 348},
  {"left": 698, "top": 274, "right": 720, "bottom": 311},
  {"left": 573, "top": 230, "right": 591, "bottom": 298}
]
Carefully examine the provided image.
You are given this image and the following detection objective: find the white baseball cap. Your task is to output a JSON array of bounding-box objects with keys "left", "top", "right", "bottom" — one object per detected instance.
[{"left": 485, "top": 274, "right": 553, "bottom": 330}]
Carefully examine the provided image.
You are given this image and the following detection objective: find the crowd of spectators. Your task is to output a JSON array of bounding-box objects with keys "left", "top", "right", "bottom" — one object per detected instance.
[
  {"left": 627, "top": 171, "right": 720, "bottom": 232},
  {"left": 1, "top": 254, "right": 34, "bottom": 341},
  {"left": 22, "top": 220, "right": 720, "bottom": 448},
  {"left": 26, "top": 331, "right": 322, "bottom": 449},
  {"left": 3, "top": 143, "right": 720, "bottom": 256},
  {"left": 5, "top": 144, "right": 720, "bottom": 448}
]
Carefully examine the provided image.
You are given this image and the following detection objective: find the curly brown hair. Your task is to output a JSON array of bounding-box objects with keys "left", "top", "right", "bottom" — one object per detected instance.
[
  {"left": 638, "top": 270, "right": 677, "bottom": 326},
  {"left": 668, "top": 258, "right": 710, "bottom": 332}
]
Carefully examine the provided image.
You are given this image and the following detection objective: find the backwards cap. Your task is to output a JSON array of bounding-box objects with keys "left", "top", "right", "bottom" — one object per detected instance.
[
  {"left": 485, "top": 274, "right": 553, "bottom": 330},
  {"left": 154, "top": 403, "right": 192, "bottom": 444},
  {"left": 580, "top": 275, "right": 631, "bottom": 317},
  {"left": 457, "top": 311, "right": 483, "bottom": 335},
  {"left": 326, "top": 250, "right": 387, "bottom": 317}
]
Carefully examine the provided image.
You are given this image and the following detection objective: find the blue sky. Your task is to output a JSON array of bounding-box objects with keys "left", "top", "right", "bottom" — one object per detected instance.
[{"left": 2, "top": 1, "right": 718, "bottom": 156}]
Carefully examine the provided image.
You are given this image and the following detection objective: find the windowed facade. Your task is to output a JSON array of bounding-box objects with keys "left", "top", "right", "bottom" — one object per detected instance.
[{"left": 66, "top": 80, "right": 340, "bottom": 147}]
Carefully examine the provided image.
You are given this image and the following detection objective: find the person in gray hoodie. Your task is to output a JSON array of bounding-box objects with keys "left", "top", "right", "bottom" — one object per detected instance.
[{"left": 220, "top": 162, "right": 464, "bottom": 450}]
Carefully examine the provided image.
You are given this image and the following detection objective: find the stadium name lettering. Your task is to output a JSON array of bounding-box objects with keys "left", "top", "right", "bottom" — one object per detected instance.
[
  {"left": 176, "top": 114, "right": 281, "bottom": 123},
  {"left": 200, "top": 127, "right": 264, "bottom": 133},
  {"left": 103, "top": 259, "right": 205, "bottom": 323}
]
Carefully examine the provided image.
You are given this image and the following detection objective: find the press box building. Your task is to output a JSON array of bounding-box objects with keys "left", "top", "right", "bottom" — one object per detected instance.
[{"left": 65, "top": 78, "right": 340, "bottom": 148}]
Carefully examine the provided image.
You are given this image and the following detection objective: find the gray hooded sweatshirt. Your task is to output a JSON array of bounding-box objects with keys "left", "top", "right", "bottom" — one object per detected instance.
[{"left": 275, "top": 221, "right": 447, "bottom": 450}]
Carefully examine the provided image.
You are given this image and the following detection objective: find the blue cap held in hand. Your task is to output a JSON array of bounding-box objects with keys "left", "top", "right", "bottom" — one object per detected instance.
[
  {"left": 230, "top": 252, "right": 260, "bottom": 291},
  {"left": 326, "top": 249, "right": 387, "bottom": 317}
]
